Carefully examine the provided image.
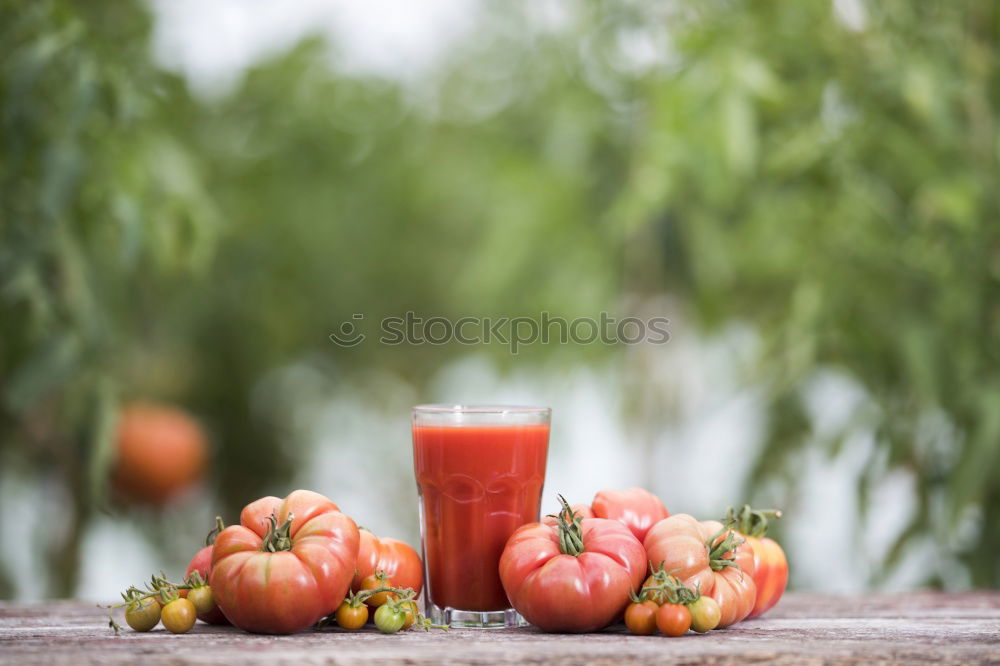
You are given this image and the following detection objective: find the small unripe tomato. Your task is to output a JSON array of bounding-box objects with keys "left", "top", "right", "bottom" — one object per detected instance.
[
  {"left": 124, "top": 597, "right": 160, "bottom": 632},
  {"left": 161, "top": 598, "right": 197, "bottom": 634},
  {"left": 688, "top": 596, "right": 722, "bottom": 633},
  {"left": 186, "top": 586, "right": 215, "bottom": 616},
  {"left": 335, "top": 601, "right": 369, "bottom": 630},
  {"left": 373, "top": 604, "right": 405, "bottom": 634}
]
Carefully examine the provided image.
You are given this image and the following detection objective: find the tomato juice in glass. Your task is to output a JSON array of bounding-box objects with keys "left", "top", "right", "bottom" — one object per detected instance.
[{"left": 412, "top": 405, "right": 550, "bottom": 628}]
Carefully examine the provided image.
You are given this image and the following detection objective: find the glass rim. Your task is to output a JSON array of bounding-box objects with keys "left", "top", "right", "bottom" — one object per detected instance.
[{"left": 412, "top": 404, "right": 551, "bottom": 414}]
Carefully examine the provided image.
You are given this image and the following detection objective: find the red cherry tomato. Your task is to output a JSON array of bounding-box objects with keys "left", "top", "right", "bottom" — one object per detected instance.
[
  {"left": 211, "top": 489, "right": 360, "bottom": 634},
  {"left": 591, "top": 488, "right": 669, "bottom": 542},
  {"left": 656, "top": 603, "right": 691, "bottom": 637}
]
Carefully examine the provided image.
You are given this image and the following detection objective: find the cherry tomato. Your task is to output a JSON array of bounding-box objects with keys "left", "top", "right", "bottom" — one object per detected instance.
[
  {"left": 655, "top": 603, "right": 691, "bottom": 637},
  {"left": 624, "top": 600, "right": 658, "bottom": 635},
  {"left": 161, "top": 598, "right": 197, "bottom": 634},
  {"left": 688, "top": 596, "right": 721, "bottom": 633},
  {"left": 374, "top": 604, "right": 405, "bottom": 634},
  {"left": 640, "top": 574, "right": 669, "bottom": 605},
  {"left": 400, "top": 601, "right": 418, "bottom": 629},
  {"left": 124, "top": 597, "right": 160, "bottom": 632},
  {"left": 335, "top": 601, "right": 368, "bottom": 630},
  {"left": 360, "top": 574, "right": 397, "bottom": 608},
  {"left": 186, "top": 586, "right": 215, "bottom": 615}
]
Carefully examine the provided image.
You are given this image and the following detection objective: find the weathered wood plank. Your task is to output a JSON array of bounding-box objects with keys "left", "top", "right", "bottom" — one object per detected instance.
[{"left": 1, "top": 592, "right": 999, "bottom": 665}]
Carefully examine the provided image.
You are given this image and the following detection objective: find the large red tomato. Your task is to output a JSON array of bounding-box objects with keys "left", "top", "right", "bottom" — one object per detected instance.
[
  {"left": 644, "top": 514, "right": 756, "bottom": 628},
  {"left": 499, "top": 497, "right": 646, "bottom": 633},
  {"left": 591, "top": 487, "right": 669, "bottom": 542},
  {"left": 351, "top": 528, "right": 423, "bottom": 595},
  {"left": 185, "top": 517, "right": 228, "bottom": 625},
  {"left": 112, "top": 402, "right": 207, "bottom": 505},
  {"left": 210, "top": 489, "right": 359, "bottom": 634},
  {"left": 726, "top": 505, "right": 788, "bottom": 618}
]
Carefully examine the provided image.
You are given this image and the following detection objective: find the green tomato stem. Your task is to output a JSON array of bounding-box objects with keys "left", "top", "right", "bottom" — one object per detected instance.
[
  {"left": 723, "top": 504, "right": 783, "bottom": 538},
  {"left": 548, "top": 494, "right": 586, "bottom": 557}
]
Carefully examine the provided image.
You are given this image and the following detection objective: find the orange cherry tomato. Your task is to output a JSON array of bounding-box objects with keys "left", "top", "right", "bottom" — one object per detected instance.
[
  {"left": 360, "top": 574, "right": 397, "bottom": 608},
  {"left": 655, "top": 603, "right": 691, "bottom": 637},
  {"left": 161, "top": 598, "right": 197, "bottom": 634},
  {"left": 624, "top": 600, "right": 659, "bottom": 635},
  {"left": 335, "top": 601, "right": 369, "bottom": 630},
  {"left": 400, "top": 601, "right": 418, "bottom": 629}
]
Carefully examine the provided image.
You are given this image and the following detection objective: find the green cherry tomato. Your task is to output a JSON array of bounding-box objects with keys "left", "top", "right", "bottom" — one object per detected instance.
[
  {"left": 688, "top": 596, "right": 722, "bottom": 633},
  {"left": 124, "top": 597, "right": 161, "bottom": 632},
  {"left": 186, "top": 586, "right": 215, "bottom": 616},
  {"left": 161, "top": 598, "right": 197, "bottom": 634},
  {"left": 374, "top": 604, "right": 406, "bottom": 634}
]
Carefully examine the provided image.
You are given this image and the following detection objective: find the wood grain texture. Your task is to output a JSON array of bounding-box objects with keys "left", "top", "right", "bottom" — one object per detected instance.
[{"left": 2, "top": 592, "right": 999, "bottom": 665}]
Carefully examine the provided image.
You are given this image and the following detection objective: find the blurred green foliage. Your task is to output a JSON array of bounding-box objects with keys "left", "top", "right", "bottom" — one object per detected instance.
[{"left": 1, "top": 0, "right": 998, "bottom": 595}]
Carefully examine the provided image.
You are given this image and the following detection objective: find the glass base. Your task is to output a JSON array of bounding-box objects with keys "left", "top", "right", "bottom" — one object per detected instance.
[{"left": 425, "top": 602, "right": 526, "bottom": 629}]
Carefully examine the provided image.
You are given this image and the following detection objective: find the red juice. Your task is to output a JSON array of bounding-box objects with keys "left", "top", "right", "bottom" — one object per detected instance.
[{"left": 413, "top": 423, "right": 549, "bottom": 612}]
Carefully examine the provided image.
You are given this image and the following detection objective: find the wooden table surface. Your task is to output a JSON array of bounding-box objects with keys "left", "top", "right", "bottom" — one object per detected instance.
[{"left": 2, "top": 592, "right": 999, "bottom": 665}]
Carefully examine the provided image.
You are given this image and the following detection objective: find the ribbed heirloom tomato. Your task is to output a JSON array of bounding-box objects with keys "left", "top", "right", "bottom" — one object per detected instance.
[
  {"left": 351, "top": 528, "right": 423, "bottom": 596},
  {"left": 644, "top": 514, "right": 757, "bottom": 628},
  {"left": 210, "top": 489, "right": 360, "bottom": 634},
  {"left": 725, "top": 505, "right": 788, "bottom": 618},
  {"left": 591, "top": 487, "right": 670, "bottom": 542},
  {"left": 499, "top": 496, "right": 646, "bottom": 633}
]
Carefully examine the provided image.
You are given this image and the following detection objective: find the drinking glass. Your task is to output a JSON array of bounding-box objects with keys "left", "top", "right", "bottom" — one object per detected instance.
[{"left": 411, "top": 404, "right": 550, "bottom": 628}]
